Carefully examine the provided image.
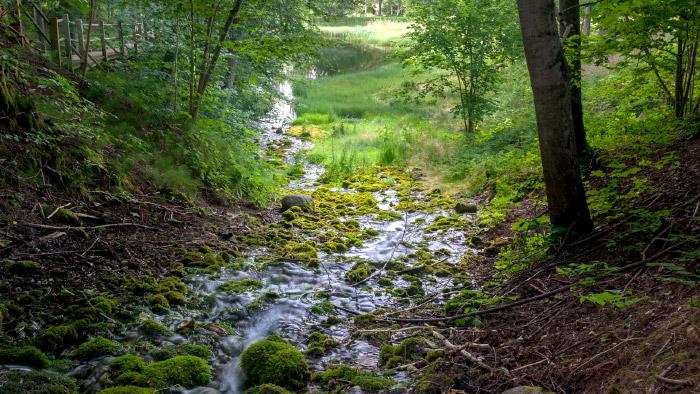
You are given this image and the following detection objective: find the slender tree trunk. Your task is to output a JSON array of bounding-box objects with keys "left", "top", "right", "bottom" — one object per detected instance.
[
  {"left": 675, "top": 36, "right": 685, "bottom": 118},
  {"left": 560, "top": 0, "right": 588, "bottom": 160},
  {"left": 516, "top": 0, "right": 593, "bottom": 233},
  {"left": 188, "top": 0, "right": 196, "bottom": 118},
  {"left": 80, "top": 0, "right": 96, "bottom": 80},
  {"left": 377, "top": 0, "right": 383, "bottom": 16},
  {"left": 582, "top": 6, "right": 591, "bottom": 36},
  {"left": 172, "top": 7, "right": 181, "bottom": 111},
  {"left": 190, "top": 0, "right": 244, "bottom": 121}
]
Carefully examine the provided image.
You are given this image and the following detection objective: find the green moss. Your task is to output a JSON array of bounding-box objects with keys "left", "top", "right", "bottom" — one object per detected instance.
[
  {"left": 219, "top": 278, "right": 264, "bottom": 293},
  {"left": 0, "top": 370, "right": 78, "bottom": 394},
  {"left": 180, "top": 247, "right": 225, "bottom": 270},
  {"left": 153, "top": 343, "right": 212, "bottom": 361},
  {"left": 379, "top": 338, "right": 426, "bottom": 368},
  {"left": 142, "top": 355, "right": 212, "bottom": 389},
  {"left": 140, "top": 319, "right": 171, "bottom": 337},
  {"left": 314, "top": 365, "right": 394, "bottom": 393},
  {"left": 111, "top": 354, "right": 145, "bottom": 373},
  {"left": 147, "top": 294, "right": 170, "bottom": 314},
  {"left": 162, "top": 290, "right": 186, "bottom": 306},
  {"left": 157, "top": 276, "right": 188, "bottom": 294},
  {"left": 243, "top": 384, "right": 291, "bottom": 394},
  {"left": 98, "top": 387, "right": 154, "bottom": 394},
  {"left": 37, "top": 324, "right": 78, "bottom": 353},
  {"left": 72, "top": 336, "right": 120, "bottom": 361},
  {"left": 92, "top": 296, "right": 115, "bottom": 315},
  {"left": 304, "top": 332, "right": 339, "bottom": 357},
  {"left": 113, "top": 371, "right": 149, "bottom": 386},
  {"left": 282, "top": 241, "right": 319, "bottom": 267},
  {"left": 310, "top": 300, "right": 336, "bottom": 316},
  {"left": 8, "top": 260, "right": 41, "bottom": 274},
  {"left": 51, "top": 207, "right": 81, "bottom": 226},
  {"left": 240, "top": 337, "right": 310, "bottom": 390},
  {"left": 346, "top": 262, "right": 373, "bottom": 283},
  {"left": 413, "top": 365, "right": 455, "bottom": 394},
  {"left": 248, "top": 291, "right": 281, "bottom": 310},
  {"left": 0, "top": 346, "right": 49, "bottom": 368}
]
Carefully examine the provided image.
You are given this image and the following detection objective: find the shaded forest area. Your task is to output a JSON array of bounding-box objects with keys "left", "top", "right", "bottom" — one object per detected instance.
[{"left": 0, "top": 0, "right": 699, "bottom": 393}]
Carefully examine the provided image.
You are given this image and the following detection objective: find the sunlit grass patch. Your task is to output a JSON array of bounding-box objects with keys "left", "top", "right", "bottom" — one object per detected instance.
[{"left": 319, "top": 19, "right": 410, "bottom": 45}]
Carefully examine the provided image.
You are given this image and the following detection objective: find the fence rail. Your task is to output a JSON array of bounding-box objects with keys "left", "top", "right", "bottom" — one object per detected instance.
[{"left": 7, "top": 0, "right": 149, "bottom": 71}]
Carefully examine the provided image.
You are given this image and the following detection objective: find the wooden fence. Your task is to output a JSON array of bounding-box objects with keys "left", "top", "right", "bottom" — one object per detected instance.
[{"left": 9, "top": 0, "right": 147, "bottom": 70}]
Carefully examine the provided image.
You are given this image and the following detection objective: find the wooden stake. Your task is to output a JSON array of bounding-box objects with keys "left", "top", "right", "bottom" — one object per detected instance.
[
  {"left": 49, "top": 17, "right": 61, "bottom": 67},
  {"left": 117, "top": 21, "right": 126, "bottom": 57},
  {"left": 62, "top": 14, "right": 72, "bottom": 71},
  {"left": 99, "top": 20, "right": 107, "bottom": 59},
  {"left": 75, "top": 19, "right": 85, "bottom": 57}
]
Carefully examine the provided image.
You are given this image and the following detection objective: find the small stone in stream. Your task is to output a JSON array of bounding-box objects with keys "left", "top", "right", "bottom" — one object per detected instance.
[
  {"left": 281, "top": 194, "right": 314, "bottom": 212},
  {"left": 275, "top": 128, "right": 283, "bottom": 134},
  {"left": 455, "top": 202, "right": 478, "bottom": 214},
  {"left": 502, "top": 387, "right": 554, "bottom": 394}
]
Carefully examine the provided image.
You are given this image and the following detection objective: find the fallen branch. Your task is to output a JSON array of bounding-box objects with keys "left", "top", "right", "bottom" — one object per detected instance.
[
  {"left": 381, "top": 242, "right": 684, "bottom": 324},
  {"left": 19, "top": 222, "right": 158, "bottom": 231}
]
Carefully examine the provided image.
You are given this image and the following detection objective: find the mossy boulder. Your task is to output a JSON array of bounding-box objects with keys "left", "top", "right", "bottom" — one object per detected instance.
[
  {"left": 73, "top": 336, "right": 121, "bottom": 361},
  {"left": 243, "top": 384, "right": 291, "bottom": 394},
  {"left": 281, "top": 194, "right": 314, "bottom": 212},
  {"left": 37, "top": 324, "right": 78, "bottom": 353},
  {"left": 141, "top": 355, "right": 212, "bottom": 388},
  {"left": 152, "top": 343, "right": 212, "bottom": 361},
  {"left": 180, "top": 247, "right": 225, "bottom": 270},
  {"left": 98, "top": 387, "right": 154, "bottom": 394},
  {"left": 92, "top": 296, "right": 115, "bottom": 315},
  {"left": 314, "top": 365, "right": 394, "bottom": 393},
  {"left": 346, "top": 262, "right": 372, "bottom": 283},
  {"left": 110, "top": 354, "right": 146, "bottom": 374},
  {"left": 304, "top": 332, "right": 339, "bottom": 357},
  {"left": 413, "top": 366, "right": 455, "bottom": 394},
  {"left": 282, "top": 241, "right": 319, "bottom": 267},
  {"left": 0, "top": 370, "right": 78, "bottom": 394},
  {"left": 455, "top": 202, "right": 478, "bottom": 214},
  {"left": 140, "top": 319, "right": 171, "bottom": 337},
  {"left": 240, "top": 337, "right": 310, "bottom": 390},
  {"left": 8, "top": 260, "right": 41, "bottom": 275},
  {"left": 146, "top": 294, "right": 170, "bottom": 314},
  {"left": 162, "top": 290, "right": 186, "bottom": 306},
  {"left": 0, "top": 346, "right": 49, "bottom": 367},
  {"left": 219, "top": 278, "right": 263, "bottom": 293},
  {"left": 379, "top": 337, "right": 426, "bottom": 368}
]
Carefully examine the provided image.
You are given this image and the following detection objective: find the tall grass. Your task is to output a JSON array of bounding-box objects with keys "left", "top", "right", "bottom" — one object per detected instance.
[{"left": 318, "top": 18, "right": 410, "bottom": 46}]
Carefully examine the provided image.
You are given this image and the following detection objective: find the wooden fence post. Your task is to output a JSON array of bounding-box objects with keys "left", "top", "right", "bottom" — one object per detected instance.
[
  {"left": 117, "top": 21, "right": 126, "bottom": 57},
  {"left": 33, "top": 6, "right": 44, "bottom": 50},
  {"left": 49, "top": 17, "right": 61, "bottom": 67},
  {"left": 62, "top": 14, "right": 72, "bottom": 70},
  {"left": 75, "top": 19, "right": 85, "bottom": 57},
  {"left": 99, "top": 20, "right": 107, "bottom": 59}
]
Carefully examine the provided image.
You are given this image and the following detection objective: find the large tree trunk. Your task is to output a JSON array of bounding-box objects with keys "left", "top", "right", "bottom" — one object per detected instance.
[
  {"left": 559, "top": 0, "right": 588, "bottom": 160},
  {"left": 377, "top": 0, "right": 383, "bottom": 16},
  {"left": 516, "top": 0, "right": 593, "bottom": 233}
]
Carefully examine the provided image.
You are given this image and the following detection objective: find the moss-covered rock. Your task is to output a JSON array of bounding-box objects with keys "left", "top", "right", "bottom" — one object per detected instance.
[
  {"left": 48, "top": 207, "right": 81, "bottom": 226},
  {"left": 379, "top": 337, "right": 426, "bottom": 368},
  {"left": 110, "top": 354, "right": 146, "bottom": 373},
  {"left": 146, "top": 294, "right": 170, "bottom": 314},
  {"left": 304, "top": 332, "right": 339, "bottom": 357},
  {"left": 243, "top": 384, "right": 291, "bottom": 394},
  {"left": 140, "top": 319, "right": 171, "bottom": 337},
  {"left": 219, "top": 278, "right": 263, "bottom": 293},
  {"left": 413, "top": 365, "right": 455, "bottom": 394},
  {"left": 240, "top": 337, "right": 310, "bottom": 390},
  {"left": 162, "top": 290, "right": 186, "bottom": 306},
  {"left": 346, "top": 262, "right": 372, "bottom": 283},
  {"left": 97, "top": 387, "right": 154, "bottom": 394},
  {"left": 0, "top": 370, "right": 78, "bottom": 394},
  {"left": 91, "top": 296, "right": 115, "bottom": 315},
  {"left": 73, "top": 336, "right": 120, "bottom": 361},
  {"left": 314, "top": 365, "right": 394, "bottom": 393},
  {"left": 37, "top": 324, "right": 78, "bottom": 353},
  {"left": 152, "top": 343, "right": 212, "bottom": 361},
  {"left": 282, "top": 241, "right": 319, "bottom": 267},
  {"left": 0, "top": 346, "right": 49, "bottom": 367},
  {"left": 8, "top": 260, "right": 41, "bottom": 275},
  {"left": 141, "top": 355, "right": 212, "bottom": 388},
  {"left": 180, "top": 247, "right": 225, "bottom": 270}
]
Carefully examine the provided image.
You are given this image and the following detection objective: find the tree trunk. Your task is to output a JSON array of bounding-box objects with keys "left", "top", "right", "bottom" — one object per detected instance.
[
  {"left": 377, "top": 0, "right": 383, "bottom": 16},
  {"left": 559, "top": 0, "right": 588, "bottom": 160},
  {"left": 516, "top": 0, "right": 593, "bottom": 233},
  {"left": 190, "top": 0, "right": 244, "bottom": 121},
  {"left": 582, "top": 6, "right": 591, "bottom": 36},
  {"left": 80, "top": 0, "right": 95, "bottom": 80}
]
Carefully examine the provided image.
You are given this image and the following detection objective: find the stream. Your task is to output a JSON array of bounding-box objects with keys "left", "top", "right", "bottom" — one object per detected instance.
[{"left": 73, "top": 81, "right": 480, "bottom": 393}]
